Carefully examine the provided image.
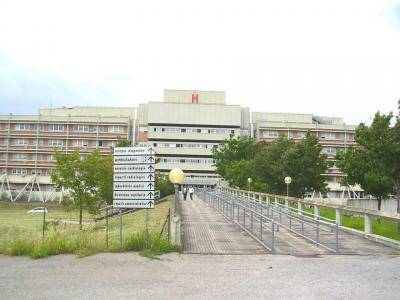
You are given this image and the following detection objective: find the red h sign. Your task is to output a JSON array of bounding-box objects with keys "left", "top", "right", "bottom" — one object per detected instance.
[{"left": 191, "top": 93, "right": 199, "bottom": 103}]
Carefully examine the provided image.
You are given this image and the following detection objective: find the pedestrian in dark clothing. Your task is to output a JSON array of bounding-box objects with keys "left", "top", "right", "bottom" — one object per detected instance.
[{"left": 183, "top": 186, "right": 188, "bottom": 201}]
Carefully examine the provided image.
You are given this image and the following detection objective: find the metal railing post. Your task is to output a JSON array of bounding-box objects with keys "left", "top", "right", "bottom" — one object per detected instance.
[
  {"left": 335, "top": 223, "right": 339, "bottom": 254},
  {"left": 260, "top": 214, "right": 263, "bottom": 241},
  {"left": 243, "top": 206, "right": 246, "bottom": 227},
  {"left": 271, "top": 220, "right": 275, "bottom": 253},
  {"left": 251, "top": 210, "right": 253, "bottom": 232}
]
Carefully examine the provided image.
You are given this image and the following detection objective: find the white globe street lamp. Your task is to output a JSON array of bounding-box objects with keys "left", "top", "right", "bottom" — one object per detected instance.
[
  {"left": 284, "top": 176, "right": 292, "bottom": 199},
  {"left": 169, "top": 168, "right": 185, "bottom": 214}
]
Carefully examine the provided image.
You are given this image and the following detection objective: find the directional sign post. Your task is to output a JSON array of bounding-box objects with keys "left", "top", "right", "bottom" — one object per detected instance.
[
  {"left": 113, "top": 146, "right": 156, "bottom": 249},
  {"left": 113, "top": 146, "right": 156, "bottom": 209}
]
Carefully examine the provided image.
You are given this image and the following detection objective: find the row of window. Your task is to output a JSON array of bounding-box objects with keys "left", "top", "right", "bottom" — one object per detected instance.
[
  {"left": 261, "top": 130, "right": 353, "bottom": 140},
  {"left": 153, "top": 127, "right": 235, "bottom": 135},
  {"left": 159, "top": 158, "right": 215, "bottom": 164},
  {"left": 1, "top": 139, "right": 116, "bottom": 148},
  {"left": 11, "top": 168, "right": 52, "bottom": 176},
  {"left": 154, "top": 143, "right": 218, "bottom": 149},
  {"left": 7, "top": 123, "right": 123, "bottom": 133}
]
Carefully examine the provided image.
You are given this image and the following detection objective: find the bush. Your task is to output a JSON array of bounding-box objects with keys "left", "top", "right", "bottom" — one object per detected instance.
[{"left": 155, "top": 173, "right": 174, "bottom": 198}]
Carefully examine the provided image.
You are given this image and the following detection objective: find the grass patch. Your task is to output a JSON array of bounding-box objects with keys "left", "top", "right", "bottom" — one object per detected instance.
[
  {"left": 0, "top": 196, "right": 179, "bottom": 259},
  {"left": 301, "top": 205, "right": 400, "bottom": 241}
]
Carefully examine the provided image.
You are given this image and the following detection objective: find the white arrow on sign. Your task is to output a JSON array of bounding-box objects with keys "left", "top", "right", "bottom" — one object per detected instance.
[
  {"left": 113, "top": 173, "right": 155, "bottom": 182},
  {"left": 113, "top": 191, "right": 155, "bottom": 200},
  {"left": 113, "top": 164, "right": 155, "bottom": 173},
  {"left": 113, "top": 199, "right": 154, "bottom": 209},
  {"left": 114, "top": 155, "right": 155, "bottom": 165},
  {"left": 113, "top": 181, "right": 154, "bottom": 191},
  {"left": 113, "top": 147, "right": 155, "bottom": 156}
]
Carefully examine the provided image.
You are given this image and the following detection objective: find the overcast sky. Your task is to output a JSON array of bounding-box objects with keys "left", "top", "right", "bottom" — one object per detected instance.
[{"left": 0, "top": 0, "right": 399, "bottom": 125}]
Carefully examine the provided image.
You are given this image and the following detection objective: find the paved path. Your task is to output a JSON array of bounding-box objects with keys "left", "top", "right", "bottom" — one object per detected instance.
[
  {"left": 2, "top": 253, "right": 400, "bottom": 299},
  {"left": 180, "top": 195, "right": 265, "bottom": 254}
]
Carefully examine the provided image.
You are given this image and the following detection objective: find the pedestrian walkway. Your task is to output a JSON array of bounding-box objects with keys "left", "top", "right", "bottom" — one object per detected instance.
[{"left": 181, "top": 195, "right": 266, "bottom": 254}]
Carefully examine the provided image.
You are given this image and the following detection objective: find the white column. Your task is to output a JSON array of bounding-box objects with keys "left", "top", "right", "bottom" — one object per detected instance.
[
  {"left": 364, "top": 214, "right": 372, "bottom": 234},
  {"left": 335, "top": 208, "right": 342, "bottom": 225},
  {"left": 314, "top": 206, "right": 320, "bottom": 220},
  {"left": 298, "top": 202, "right": 303, "bottom": 215}
]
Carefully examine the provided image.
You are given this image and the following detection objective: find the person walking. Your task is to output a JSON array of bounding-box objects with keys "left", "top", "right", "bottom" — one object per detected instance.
[
  {"left": 183, "top": 186, "right": 188, "bottom": 201},
  {"left": 189, "top": 186, "right": 194, "bottom": 200}
]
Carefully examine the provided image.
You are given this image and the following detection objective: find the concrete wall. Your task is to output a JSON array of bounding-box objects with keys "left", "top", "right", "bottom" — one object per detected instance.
[
  {"left": 164, "top": 89, "right": 225, "bottom": 105},
  {"left": 347, "top": 198, "right": 398, "bottom": 213},
  {"left": 147, "top": 102, "right": 242, "bottom": 127}
]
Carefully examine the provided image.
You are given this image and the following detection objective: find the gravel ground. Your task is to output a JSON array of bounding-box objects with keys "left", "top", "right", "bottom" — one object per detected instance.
[{"left": 1, "top": 253, "right": 400, "bottom": 299}]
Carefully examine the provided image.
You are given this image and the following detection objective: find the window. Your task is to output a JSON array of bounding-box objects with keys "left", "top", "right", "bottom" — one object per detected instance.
[
  {"left": 33, "top": 139, "right": 44, "bottom": 146},
  {"left": 96, "top": 140, "right": 103, "bottom": 147},
  {"left": 13, "top": 153, "right": 28, "bottom": 160},
  {"left": 48, "top": 139, "right": 63, "bottom": 147},
  {"left": 32, "top": 124, "right": 43, "bottom": 131},
  {"left": 46, "top": 169, "right": 52, "bottom": 176},
  {"left": 262, "top": 130, "right": 279, "bottom": 138},
  {"left": 73, "top": 140, "right": 88, "bottom": 147},
  {"left": 93, "top": 126, "right": 105, "bottom": 133},
  {"left": 15, "top": 123, "right": 30, "bottom": 131},
  {"left": 322, "top": 147, "right": 336, "bottom": 155},
  {"left": 297, "top": 132, "right": 306, "bottom": 139},
  {"left": 49, "top": 155, "right": 56, "bottom": 161},
  {"left": 108, "top": 125, "right": 121, "bottom": 133},
  {"left": 14, "top": 139, "right": 28, "bottom": 145},
  {"left": 320, "top": 132, "right": 336, "bottom": 140},
  {"left": 73, "top": 125, "right": 89, "bottom": 132},
  {"left": 12, "top": 169, "right": 27, "bottom": 175},
  {"left": 49, "top": 124, "right": 64, "bottom": 132}
]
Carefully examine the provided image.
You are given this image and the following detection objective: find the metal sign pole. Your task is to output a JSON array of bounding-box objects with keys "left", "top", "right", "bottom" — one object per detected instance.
[
  {"left": 42, "top": 205, "right": 46, "bottom": 243},
  {"left": 106, "top": 206, "right": 109, "bottom": 248},
  {"left": 119, "top": 209, "right": 123, "bottom": 249},
  {"left": 145, "top": 209, "right": 149, "bottom": 249}
]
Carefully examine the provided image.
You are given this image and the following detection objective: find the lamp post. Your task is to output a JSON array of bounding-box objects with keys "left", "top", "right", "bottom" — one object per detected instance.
[
  {"left": 169, "top": 168, "right": 185, "bottom": 214},
  {"left": 284, "top": 176, "right": 291, "bottom": 208},
  {"left": 247, "top": 177, "right": 252, "bottom": 200}
]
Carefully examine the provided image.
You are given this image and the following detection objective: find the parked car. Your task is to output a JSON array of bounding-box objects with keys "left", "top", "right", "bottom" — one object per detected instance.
[{"left": 28, "top": 207, "right": 48, "bottom": 214}]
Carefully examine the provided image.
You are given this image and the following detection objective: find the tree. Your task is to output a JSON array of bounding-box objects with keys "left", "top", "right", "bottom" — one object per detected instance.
[
  {"left": 212, "top": 135, "right": 260, "bottom": 178},
  {"left": 212, "top": 133, "right": 330, "bottom": 197},
  {"left": 116, "top": 139, "right": 132, "bottom": 147},
  {"left": 155, "top": 172, "right": 174, "bottom": 198},
  {"left": 51, "top": 150, "right": 112, "bottom": 229},
  {"left": 336, "top": 112, "right": 398, "bottom": 211},
  {"left": 284, "top": 133, "right": 331, "bottom": 197},
  {"left": 254, "top": 134, "right": 330, "bottom": 197}
]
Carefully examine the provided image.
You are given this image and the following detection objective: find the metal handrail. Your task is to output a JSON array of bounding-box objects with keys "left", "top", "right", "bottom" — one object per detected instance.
[
  {"left": 198, "top": 189, "right": 277, "bottom": 252},
  {"left": 200, "top": 188, "right": 339, "bottom": 254}
]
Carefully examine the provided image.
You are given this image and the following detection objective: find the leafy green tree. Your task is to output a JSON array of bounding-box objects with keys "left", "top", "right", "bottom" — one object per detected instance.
[
  {"left": 212, "top": 135, "right": 260, "bottom": 178},
  {"left": 284, "top": 133, "right": 331, "bottom": 197},
  {"left": 254, "top": 138, "right": 294, "bottom": 194},
  {"left": 51, "top": 150, "right": 112, "bottom": 229},
  {"left": 254, "top": 134, "right": 329, "bottom": 197},
  {"left": 116, "top": 139, "right": 132, "bottom": 147},
  {"left": 336, "top": 112, "right": 398, "bottom": 211},
  {"left": 155, "top": 172, "right": 174, "bottom": 198},
  {"left": 213, "top": 133, "right": 330, "bottom": 197}
]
